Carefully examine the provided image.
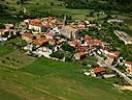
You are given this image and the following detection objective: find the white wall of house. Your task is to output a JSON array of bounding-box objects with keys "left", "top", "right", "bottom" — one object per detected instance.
[
  {"left": 29, "top": 24, "right": 42, "bottom": 33},
  {"left": 125, "top": 63, "right": 132, "bottom": 75},
  {"left": 125, "top": 63, "right": 132, "bottom": 68},
  {"left": 126, "top": 66, "right": 132, "bottom": 75},
  {"left": 0, "top": 31, "right": 3, "bottom": 36}
]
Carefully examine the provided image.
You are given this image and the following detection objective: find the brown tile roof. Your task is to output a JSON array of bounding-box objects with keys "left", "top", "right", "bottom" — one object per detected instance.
[
  {"left": 76, "top": 46, "right": 87, "bottom": 52},
  {"left": 69, "top": 39, "right": 81, "bottom": 47},
  {"left": 125, "top": 61, "right": 132, "bottom": 66},
  {"left": 94, "top": 66, "right": 106, "bottom": 74},
  {"left": 84, "top": 35, "right": 102, "bottom": 46},
  {"left": 21, "top": 32, "right": 33, "bottom": 39},
  {"left": 108, "top": 51, "right": 120, "bottom": 59},
  {"left": 30, "top": 19, "right": 42, "bottom": 27},
  {"left": 32, "top": 35, "right": 48, "bottom": 46}
]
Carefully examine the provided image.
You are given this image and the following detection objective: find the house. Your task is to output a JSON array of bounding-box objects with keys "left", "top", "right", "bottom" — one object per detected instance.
[
  {"left": 41, "top": 16, "right": 60, "bottom": 29},
  {"left": 87, "top": 24, "right": 97, "bottom": 28},
  {"left": 94, "top": 66, "right": 106, "bottom": 75},
  {"left": 107, "top": 19, "right": 124, "bottom": 24},
  {"left": 125, "top": 61, "right": 132, "bottom": 75},
  {"left": 104, "top": 56, "right": 114, "bottom": 66},
  {"left": 108, "top": 51, "right": 120, "bottom": 59},
  {"left": 74, "top": 52, "right": 88, "bottom": 60},
  {"left": 32, "top": 35, "right": 48, "bottom": 47},
  {"left": 4, "top": 24, "right": 14, "bottom": 29},
  {"left": 101, "top": 49, "right": 120, "bottom": 65},
  {"left": 71, "top": 21, "right": 86, "bottom": 29},
  {"left": 91, "top": 39, "right": 102, "bottom": 47},
  {"left": 33, "top": 47, "right": 52, "bottom": 58},
  {"left": 28, "top": 19, "right": 44, "bottom": 33},
  {"left": 76, "top": 46, "right": 87, "bottom": 52},
  {"left": 84, "top": 35, "right": 103, "bottom": 47},
  {"left": 56, "top": 38, "right": 66, "bottom": 45},
  {"left": 49, "top": 39, "right": 56, "bottom": 45},
  {"left": 60, "top": 25, "right": 79, "bottom": 39},
  {"left": 44, "top": 32, "right": 54, "bottom": 40},
  {"left": 21, "top": 32, "right": 33, "bottom": 43},
  {"left": 68, "top": 39, "right": 81, "bottom": 47},
  {"left": 102, "top": 42, "right": 111, "bottom": 50},
  {"left": 83, "top": 35, "right": 92, "bottom": 45},
  {"left": 56, "top": 20, "right": 64, "bottom": 28},
  {"left": 70, "top": 20, "right": 90, "bottom": 29},
  {"left": 46, "top": 16, "right": 57, "bottom": 25},
  {"left": 23, "top": 44, "right": 34, "bottom": 51},
  {"left": 0, "top": 29, "right": 16, "bottom": 38},
  {"left": 51, "top": 27, "right": 61, "bottom": 34},
  {"left": 106, "top": 51, "right": 120, "bottom": 59},
  {"left": 28, "top": 17, "right": 62, "bottom": 34},
  {"left": 101, "top": 49, "right": 120, "bottom": 59},
  {"left": 0, "top": 29, "right": 4, "bottom": 36}
]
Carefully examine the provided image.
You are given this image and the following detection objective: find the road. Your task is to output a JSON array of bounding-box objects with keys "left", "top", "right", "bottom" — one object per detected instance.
[{"left": 96, "top": 55, "right": 132, "bottom": 86}]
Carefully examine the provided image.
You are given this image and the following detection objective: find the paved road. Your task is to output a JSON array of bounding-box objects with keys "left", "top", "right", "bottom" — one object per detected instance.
[
  {"left": 96, "top": 56, "right": 132, "bottom": 86},
  {"left": 110, "top": 66, "right": 132, "bottom": 86}
]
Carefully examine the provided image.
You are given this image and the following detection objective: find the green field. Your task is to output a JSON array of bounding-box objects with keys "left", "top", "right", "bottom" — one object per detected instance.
[
  {"left": 0, "top": 57, "right": 132, "bottom": 100},
  {"left": 0, "top": 0, "right": 93, "bottom": 23},
  {"left": 0, "top": 38, "right": 132, "bottom": 100}
]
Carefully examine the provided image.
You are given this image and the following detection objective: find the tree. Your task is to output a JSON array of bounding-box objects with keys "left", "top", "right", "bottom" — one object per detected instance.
[
  {"left": 0, "top": 4, "right": 4, "bottom": 13},
  {"left": 61, "top": 43, "right": 75, "bottom": 53},
  {"left": 62, "top": 0, "right": 132, "bottom": 12},
  {"left": 0, "top": 24, "right": 5, "bottom": 29},
  {"left": 20, "top": 0, "right": 24, "bottom": 4}
]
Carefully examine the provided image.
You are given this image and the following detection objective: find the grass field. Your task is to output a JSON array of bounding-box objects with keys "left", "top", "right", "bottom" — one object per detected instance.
[
  {"left": 0, "top": 88, "right": 22, "bottom": 100},
  {"left": 0, "top": 0, "right": 92, "bottom": 23},
  {"left": 0, "top": 57, "right": 132, "bottom": 100},
  {"left": 0, "top": 37, "right": 26, "bottom": 56},
  {"left": 0, "top": 50, "right": 36, "bottom": 69}
]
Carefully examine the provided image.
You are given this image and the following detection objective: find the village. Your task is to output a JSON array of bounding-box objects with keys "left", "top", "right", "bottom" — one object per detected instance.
[{"left": 0, "top": 16, "right": 132, "bottom": 86}]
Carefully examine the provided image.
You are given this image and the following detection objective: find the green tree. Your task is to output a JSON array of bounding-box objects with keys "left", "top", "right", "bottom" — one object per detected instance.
[
  {"left": 61, "top": 43, "right": 75, "bottom": 53},
  {"left": 0, "top": 24, "right": 5, "bottom": 29}
]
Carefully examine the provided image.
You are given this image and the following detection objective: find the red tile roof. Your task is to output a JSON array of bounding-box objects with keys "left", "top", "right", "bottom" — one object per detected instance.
[
  {"left": 30, "top": 19, "right": 42, "bottom": 27},
  {"left": 32, "top": 35, "right": 48, "bottom": 46},
  {"left": 94, "top": 66, "right": 106, "bottom": 74},
  {"left": 76, "top": 46, "right": 87, "bottom": 52},
  {"left": 84, "top": 35, "right": 102, "bottom": 46},
  {"left": 107, "top": 51, "right": 120, "bottom": 59},
  {"left": 84, "top": 35, "right": 92, "bottom": 41},
  {"left": 125, "top": 61, "right": 132, "bottom": 65},
  {"left": 69, "top": 39, "right": 81, "bottom": 47}
]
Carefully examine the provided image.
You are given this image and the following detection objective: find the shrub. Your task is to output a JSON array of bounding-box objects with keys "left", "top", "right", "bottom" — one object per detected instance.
[
  {"left": 61, "top": 43, "right": 75, "bottom": 53},
  {"left": 0, "top": 24, "right": 5, "bottom": 29}
]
